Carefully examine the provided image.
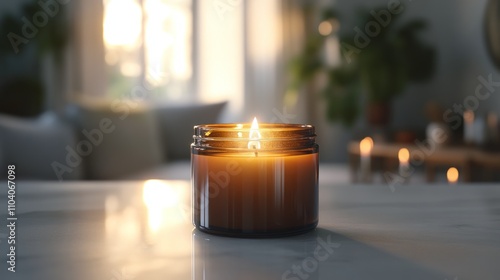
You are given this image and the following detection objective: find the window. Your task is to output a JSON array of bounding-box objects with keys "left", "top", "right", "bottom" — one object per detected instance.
[
  {"left": 99, "top": 0, "right": 281, "bottom": 122},
  {"left": 103, "top": 0, "right": 192, "bottom": 100}
]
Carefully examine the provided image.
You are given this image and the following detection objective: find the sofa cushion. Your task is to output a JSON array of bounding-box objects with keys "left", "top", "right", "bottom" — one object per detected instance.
[
  {"left": 0, "top": 112, "right": 83, "bottom": 180},
  {"left": 75, "top": 102, "right": 164, "bottom": 180},
  {"left": 154, "top": 101, "right": 226, "bottom": 160}
]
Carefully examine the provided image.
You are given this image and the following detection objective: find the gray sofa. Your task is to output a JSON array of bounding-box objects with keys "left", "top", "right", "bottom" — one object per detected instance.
[{"left": 0, "top": 101, "right": 226, "bottom": 181}]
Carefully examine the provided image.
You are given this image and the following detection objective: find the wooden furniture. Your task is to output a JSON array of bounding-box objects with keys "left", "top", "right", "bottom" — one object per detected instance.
[
  {"left": 348, "top": 141, "right": 500, "bottom": 182},
  {"left": 3, "top": 180, "right": 499, "bottom": 279}
]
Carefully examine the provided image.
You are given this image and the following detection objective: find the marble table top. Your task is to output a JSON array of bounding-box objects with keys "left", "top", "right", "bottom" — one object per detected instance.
[{"left": 0, "top": 180, "right": 499, "bottom": 280}]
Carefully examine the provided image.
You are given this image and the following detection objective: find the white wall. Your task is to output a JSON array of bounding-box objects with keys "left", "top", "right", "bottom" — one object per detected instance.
[
  {"left": 244, "top": 0, "right": 285, "bottom": 123},
  {"left": 390, "top": 0, "right": 500, "bottom": 127}
]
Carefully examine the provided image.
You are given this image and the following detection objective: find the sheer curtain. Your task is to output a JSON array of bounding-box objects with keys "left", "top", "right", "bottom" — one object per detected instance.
[
  {"left": 195, "top": 0, "right": 245, "bottom": 121},
  {"left": 75, "top": 0, "right": 107, "bottom": 100}
]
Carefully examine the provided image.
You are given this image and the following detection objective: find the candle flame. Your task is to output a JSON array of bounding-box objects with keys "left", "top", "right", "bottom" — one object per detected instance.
[
  {"left": 398, "top": 148, "right": 410, "bottom": 163},
  {"left": 447, "top": 167, "right": 459, "bottom": 184},
  {"left": 250, "top": 117, "right": 259, "bottom": 131},
  {"left": 360, "top": 137, "right": 373, "bottom": 156},
  {"left": 248, "top": 117, "right": 261, "bottom": 151}
]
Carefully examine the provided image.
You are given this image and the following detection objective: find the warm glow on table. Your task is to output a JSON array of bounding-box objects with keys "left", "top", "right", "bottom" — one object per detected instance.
[{"left": 142, "top": 180, "right": 188, "bottom": 233}]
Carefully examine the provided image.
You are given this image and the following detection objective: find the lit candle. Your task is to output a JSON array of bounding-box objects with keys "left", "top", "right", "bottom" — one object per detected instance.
[
  {"left": 359, "top": 137, "right": 373, "bottom": 182},
  {"left": 463, "top": 110, "right": 475, "bottom": 144},
  {"left": 191, "top": 118, "right": 319, "bottom": 237},
  {"left": 447, "top": 167, "right": 459, "bottom": 184},
  {"left": 398, "top": 148, "right": 410, "bottom": 179}
]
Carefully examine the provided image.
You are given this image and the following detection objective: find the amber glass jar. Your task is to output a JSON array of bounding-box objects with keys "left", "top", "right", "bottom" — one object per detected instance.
[{"left": 191, "top": 123, "right": 318, "bottom": 237}]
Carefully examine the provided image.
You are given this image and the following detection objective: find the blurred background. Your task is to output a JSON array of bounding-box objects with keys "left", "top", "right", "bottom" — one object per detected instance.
[{"left": 0, "top": 0, "right": 499, "bottom": 182}]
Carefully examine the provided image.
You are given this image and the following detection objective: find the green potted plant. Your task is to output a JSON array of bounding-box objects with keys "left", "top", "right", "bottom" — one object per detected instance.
[{"left": 289, "top": 7, "right": 436, "bottom": 126}]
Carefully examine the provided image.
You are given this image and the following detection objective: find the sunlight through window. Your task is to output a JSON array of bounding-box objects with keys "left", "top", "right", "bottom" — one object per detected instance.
[
  {"left": 103, "top": 0, "right": 142, "bottom": 49},
  {"left": 103, "top": 0, "right": 192, "bottom": 99}
]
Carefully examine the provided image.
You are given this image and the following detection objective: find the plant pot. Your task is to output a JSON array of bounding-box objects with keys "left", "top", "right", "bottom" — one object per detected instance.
[{"left": 366, "top": 102, "right": 391, "bottom": 126}]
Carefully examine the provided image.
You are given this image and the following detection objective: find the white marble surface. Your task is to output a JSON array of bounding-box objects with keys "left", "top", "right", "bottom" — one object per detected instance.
[{"left": 0, "top": 179, "right": 499, "bottom": 280}]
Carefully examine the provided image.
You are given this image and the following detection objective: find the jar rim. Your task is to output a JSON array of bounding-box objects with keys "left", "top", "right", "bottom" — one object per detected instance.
[
  {"left": 194, "top": 123, "right": 314, "bottom": 131},
  {"left": 192, "top": 123, "right": 317, "bottom": 153},
  {"left": 193, "top": 123, "right": 316, "bottom": 140}
]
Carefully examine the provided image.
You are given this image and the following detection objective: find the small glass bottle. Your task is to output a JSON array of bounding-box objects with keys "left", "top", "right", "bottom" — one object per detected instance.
[{"left": 191, "top": 123, "right": 319, "bottom": 237}]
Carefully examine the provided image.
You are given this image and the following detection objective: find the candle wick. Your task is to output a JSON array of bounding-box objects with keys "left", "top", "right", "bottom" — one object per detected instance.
[{"left": 252, "top": 145, "right": 258, "bottom": 157}]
